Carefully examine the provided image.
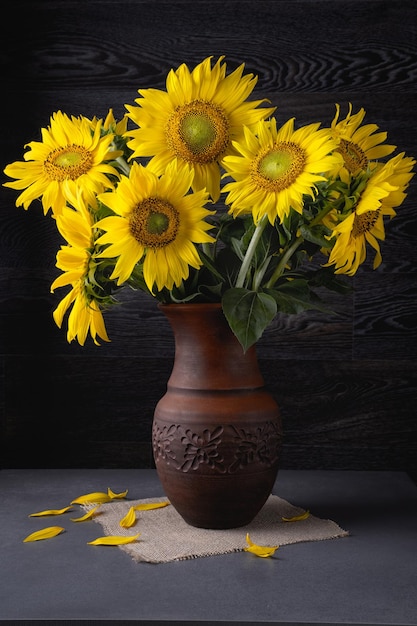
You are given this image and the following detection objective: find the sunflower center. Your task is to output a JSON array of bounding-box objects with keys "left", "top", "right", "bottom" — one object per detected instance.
[
  {"left": 165, "top": 100, "right": 229, "bottom": 164},
  {"left": 252, "top": 142, "right": 306, "bottom": 191},
  {"left": 129, "top": 197, "right": 180, "bottom": 248},
  {"left": 352, "top": 209, "right": 380, "bottom": 237},
  {"left": 44, "top": 146, "right": 94, "bottom": 181},
  {"left": 337, "top": 139, "right": 368, "bottom": 174}
]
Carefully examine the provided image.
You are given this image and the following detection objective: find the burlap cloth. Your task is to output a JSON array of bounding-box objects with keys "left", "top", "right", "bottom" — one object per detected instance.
[{"left": 84, "top": 495, "right": 348, "bottom": 563}]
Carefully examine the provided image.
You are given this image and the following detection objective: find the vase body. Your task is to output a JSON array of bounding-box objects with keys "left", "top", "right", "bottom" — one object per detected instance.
[{"left": 152, "top": 303, "right": 282, "bottom": 529}]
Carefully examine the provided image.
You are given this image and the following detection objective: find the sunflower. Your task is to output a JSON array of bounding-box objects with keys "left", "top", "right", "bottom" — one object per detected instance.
[
  {"left": 379, "top": 152, "right": 416, "bottom": 209},
  {"left": 355, "top": 151, "right": 415, "bottom": 216},
  {"left": 330, "top": 103, "right": 396, "bottom": 179},
  {"left": 222, "top": 117, "right": 342, "bottom": 224},
  {"left": 323, "top": 207, "right": 389, "bottom": 275},
  {"left": 95, "top": 160, "right": 214, "bottom": 292},
  {"left": 3, "top": 111, "right": 121, "bottom": 215},
  {"left": 325, "top": 152, "right": 415, "bottom": 275},
  {"left": 124, "top": 56, "right": 275, "bottom": 202},
  {"left": 50, "top": 191, "right": 111, "bottom": 345}
]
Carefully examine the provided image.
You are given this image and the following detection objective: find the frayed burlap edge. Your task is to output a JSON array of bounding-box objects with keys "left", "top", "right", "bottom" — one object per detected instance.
[{"left": 84, "top": 495, "right": 349, "bottom": 563}]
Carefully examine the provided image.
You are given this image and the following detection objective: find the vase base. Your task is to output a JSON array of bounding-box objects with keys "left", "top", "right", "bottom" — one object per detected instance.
[{"left": 155, "top": 465, "right": 279, "bottom": 529}]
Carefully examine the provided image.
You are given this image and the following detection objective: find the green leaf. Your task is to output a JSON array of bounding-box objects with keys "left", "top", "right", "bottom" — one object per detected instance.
[
  {"left": 230, "top": 237, "right": 246, "bottom": 261},
  {"left": 299, "top": 224, "right": 332, "bottom": 248},
  {"left": 199, "top": 249, "right": 225, "bottom": 282},
  {"left": 279, "top": 209, "right": 303, "bottom": 242},
  {"left": 198, "top": 283, "right": 224, "bottom": 300},
  {"left": 222, "top": 288, "right": 277, "bottom": 352},
  {"left": 266, "top": 280, "right": 331, "bottom": 315},
  {"left": 218, "top": 213, "right": 250, "bottom": 248},
  {"left": 308, "top": 268, "right": 353, "bottom": 294}
]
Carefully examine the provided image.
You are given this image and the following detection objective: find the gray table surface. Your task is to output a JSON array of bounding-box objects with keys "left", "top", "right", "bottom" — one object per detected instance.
[{"left": 1, "top": 468, "right": 416, "bottom": 625}]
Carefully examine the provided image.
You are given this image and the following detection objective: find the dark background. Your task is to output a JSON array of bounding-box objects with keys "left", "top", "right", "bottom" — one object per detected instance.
[{"left": 1, "top": 0, "right": 416, "bottom": 480}]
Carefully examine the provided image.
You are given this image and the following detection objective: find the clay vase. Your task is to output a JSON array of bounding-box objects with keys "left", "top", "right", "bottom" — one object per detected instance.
[{"left": 152, "top": 302, "right": 282, "bottom": 529}]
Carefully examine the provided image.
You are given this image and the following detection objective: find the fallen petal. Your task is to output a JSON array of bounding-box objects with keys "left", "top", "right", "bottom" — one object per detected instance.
[
  {"left": 23, "top": 526, "right": 65, "bottom": 542},
  {"left": 119, "top": 506, "right": 137, "bottom": 528},
  {"left": 108, "top": 488, "right": 128, "bottom": 500},
  {"left": 244, "top": 533, "right": 278, "bottom": 558},
  {"left": 282, "top": 510, "right": 310, "bottom": 522},
  {"left": 71, "top": 492, "right": 112, "bottom": 505},
  {"left": 71, "top": 507, "right": 100, "bottom": 522},
  {"left": 133, "top": 501, "right": 170, "bottom": 511},
  {"left": 29, "top": 506, "right": 73, "bottom": 517},
  {"left": 87, "top": 534, "right": 140, "bottom": 546}
]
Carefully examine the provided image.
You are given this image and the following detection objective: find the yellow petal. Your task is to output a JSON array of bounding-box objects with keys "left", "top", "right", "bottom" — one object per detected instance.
[
  {"left": 244, "top": 544, "right": 279, "bottom": 558},
  {"left": 87, "top": 534, "right": 140, "bottom": 546},
  {"left": 282, "top": 510, "right": 310, "bottom": 522},
  {"left": 133, "top": 501, "right": 170, "bottom": 511},
  {"left": 108, "top": 488, "right": 128, "bottom": 500},
  {"left": 71, "top": 506, "right": 100, "bottom": 522},
  {"left": 71, "top": 491, "right": 112, "bottom": 505},
  {"left": 244, "top": 533, "right": 279, "bottom": 558},
  {"left": 23, "top": 526, "right": 65, "bottom": 542},
  {"left": 119, "top": 506, "right": 137, "bottom": 528},
  {"left": 70, "top": 488, "right": 128, "bottom": 504},
  {"left": 29, "top": 506, "right": 73, "bottom": 517}
]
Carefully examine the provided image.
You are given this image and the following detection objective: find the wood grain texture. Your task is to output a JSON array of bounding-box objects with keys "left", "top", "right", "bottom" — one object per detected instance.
[{"left": 1, "top": 0, "right": 416, "bottom": 479}]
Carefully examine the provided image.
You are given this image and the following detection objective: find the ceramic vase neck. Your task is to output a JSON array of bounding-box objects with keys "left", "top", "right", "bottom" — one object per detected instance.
[{"left": 159, "top": 302, "right": 265, "bottom": 391}]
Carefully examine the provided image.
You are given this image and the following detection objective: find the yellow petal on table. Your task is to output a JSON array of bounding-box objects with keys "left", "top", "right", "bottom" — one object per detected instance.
[
  {"left": 244, "top": 533, "right": 279, "bottom": 558},
  {"left": 29, "top": 506, "right": 73, "bottom": 517},
  {"left": 71, "top": 491, "right": 112, "bottom": 505},
  {"left": 23, "top": 526, "right": 65, "bottom": 542},
  {"left": 108, "top": 488, "right": 128, "bottom": 500},
  {"left": 133, "top": 501, "right": 170, "bottom": 511},
  {"left": 119, "top": 506, "right": 137, "bottom": 528},
  {"left": 282, "top": 510, "right": 310, "bottom": 522},
  {"left": 70, "top": 488, "right": 128, "bottom": 505},
  {"left": 71, "top": 506, "right": 100, "bottom": 522},
  {"left": 87, "top": 533, "right": 140, "bottom": 546}
]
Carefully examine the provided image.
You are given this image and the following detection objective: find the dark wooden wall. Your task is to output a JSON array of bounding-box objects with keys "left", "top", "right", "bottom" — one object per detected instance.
[{"left": 1, "top": 0, "right": 416, "bottom": 480}]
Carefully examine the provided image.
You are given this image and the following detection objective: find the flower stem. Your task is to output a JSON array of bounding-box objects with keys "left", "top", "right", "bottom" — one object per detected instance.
[
  {"left": 115, "top": 156, "right": 131, "bottom": 176},
  {"left": 253, "top": 256, "right": 272, "bottom": 292},
  {"left": 265, "top": 237, "right": 304, "bottom": 289},
  {"left": 110, "top": 142, "right": 131, "bottom": 176},
  {"left": 310, "top": 202, "right": 334, "bottom": 227},
  {"left": 235, "top": 214, "right": 269, "bottom": 289},
  {"left": 265, "top": 203, "right": 335, "bottom": 289}
]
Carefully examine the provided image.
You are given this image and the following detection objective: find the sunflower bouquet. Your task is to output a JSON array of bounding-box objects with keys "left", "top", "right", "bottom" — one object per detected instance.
[{"left": 3, "top": 56, "right": 415, "bottom": 350}]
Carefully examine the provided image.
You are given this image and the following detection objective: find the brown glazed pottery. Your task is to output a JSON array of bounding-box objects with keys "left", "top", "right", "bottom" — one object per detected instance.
[{"left": 152, "top": 302, "right": 282, "bottom": 529}]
